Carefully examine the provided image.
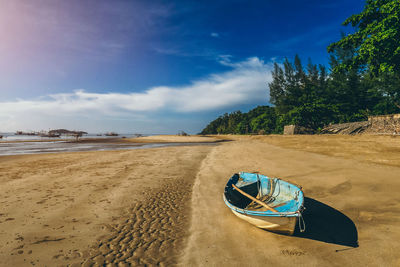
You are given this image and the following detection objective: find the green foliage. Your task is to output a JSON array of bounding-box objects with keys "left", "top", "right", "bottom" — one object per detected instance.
[
  {"left": 200, "top": 111, "right": 244, "bottom": 134},
  {"left": 200, "top": 106, "right": 278, "bottom": 135},
  {"left": 248, "top": 107, "right": 277, "bottom": 134},
  {"left": 328, "top": 0, "right": 400, "bottom": 74},
  {"left": 269, "top": 55, "right": 337, "bottom": 129},
  {"left": 327, "top": 0, "right": 400, "bottom": 115},
  {"left": 269, "top": 51, "right": 396, "bottom": 129}
]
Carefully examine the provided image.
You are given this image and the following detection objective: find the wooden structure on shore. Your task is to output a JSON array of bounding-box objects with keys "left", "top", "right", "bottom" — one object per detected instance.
[
  {"left": 39, "top": 132, "right": 61, "bottom": 138},
  {"left": 283, "top": 125, "right": 314, "bottom": 135},
  {"left": 321, "top": 113, "right": 400, "bottom": 135},
  {"left": 368, "top": 114, "right": 400, "bottom": 134},
  {"left": 49, "top": 129, "right": 88, "bottom": 140}
]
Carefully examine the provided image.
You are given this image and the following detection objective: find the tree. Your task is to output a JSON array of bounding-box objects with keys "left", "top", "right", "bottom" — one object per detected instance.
[
  {"left": 369, "top": 71, "right": 400, "bottom": 110},
  {"left": 268, "top": 55, "right": 335, "bottom": 129},
  {"left": 328, "top": 0, "right": 400, "bottom": 74},
  {"left": 269, "top": 62, "right": 286, "bottom": 110},
  {"left": 200, "top": 106, "right": 277, "bottom": 135},
  {"left": 328, "top": 0, "right": 400, "bottom": 111},
  {"left": 248, "top": 106, "right": 277, "bottom": 134}
]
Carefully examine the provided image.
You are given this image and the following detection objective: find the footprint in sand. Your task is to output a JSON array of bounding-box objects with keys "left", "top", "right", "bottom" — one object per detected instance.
[{"left": 329, "top": 180, "right": 352, "bottom": 194}]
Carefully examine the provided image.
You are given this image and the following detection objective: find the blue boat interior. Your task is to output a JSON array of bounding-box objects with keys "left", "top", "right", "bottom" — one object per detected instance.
[{"left": 224, "top": 172, "right": 303, "bottom": 214}]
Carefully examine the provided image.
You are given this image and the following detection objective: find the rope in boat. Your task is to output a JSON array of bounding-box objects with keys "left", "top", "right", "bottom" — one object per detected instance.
[
  {"left": 256, "top": 173, "right": 262, "bottom": 198},
  {"left": 297, "top": 210, "right": 306, "bottom": 233},
  {"left": 271, "top": 178, "right": 280, "bottom": 199},
  {"left": 247, "top": 176, "right": 273, "bottom": 210},
  {"left": 246, "top": 176, "right": 280, "bottom": 210}
]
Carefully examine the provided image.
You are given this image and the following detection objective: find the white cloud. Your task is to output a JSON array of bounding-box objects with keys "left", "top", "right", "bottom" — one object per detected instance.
[
  {"left": 0, "top": 57, "right": 273, "bottom": 132},
  {"left": 211, "top": 32, "right": 219, "bottom": 38}
]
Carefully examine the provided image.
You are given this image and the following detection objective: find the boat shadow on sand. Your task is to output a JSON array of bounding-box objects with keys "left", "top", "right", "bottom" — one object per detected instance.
[{"left": 292, "top": 197, "right": 358, "bottom": 248}]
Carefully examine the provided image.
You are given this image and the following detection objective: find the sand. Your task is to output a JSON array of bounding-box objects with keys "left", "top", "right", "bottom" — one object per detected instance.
[
  {"left": 183, "top": 135, "right": 400, "bottom": 266},
  {"left": 0, "top": 144, "right": 213, "bottom": 266},
  {"left": 1, "top": 134, "right": 400, "bottom": 266}
]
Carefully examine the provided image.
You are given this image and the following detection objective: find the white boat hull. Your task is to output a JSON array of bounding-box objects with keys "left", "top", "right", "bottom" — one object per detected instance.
[{"left": 231, "top": 209, "right": 297, "bottom": 235}]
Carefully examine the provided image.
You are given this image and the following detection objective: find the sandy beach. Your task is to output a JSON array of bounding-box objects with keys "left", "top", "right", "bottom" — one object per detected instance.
[
  {"left": 0, "top": 138, "right": 214, "bottom": 266},
  {"left": 1, "top": 135, "right": 400, "bottom": 266}
]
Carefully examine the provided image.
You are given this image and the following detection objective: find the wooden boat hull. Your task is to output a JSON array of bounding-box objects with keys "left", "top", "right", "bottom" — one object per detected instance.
[
  {"left": 223, "top": 172, "right": 304, "bottom": 235},
  {"left": 230, "top": 209, "right": 297, "bottom": 235}
]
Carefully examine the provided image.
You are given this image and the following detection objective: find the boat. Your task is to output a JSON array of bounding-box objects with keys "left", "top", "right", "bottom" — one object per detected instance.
[
  {"left": 105, "top": 132, "right": 118, "bottom": 136},
  {"left": 223, "top": 172, "right": 305, "bottom": 235},
  {"left": 15, "top": 131, "right": 37, "bottom": 136}
]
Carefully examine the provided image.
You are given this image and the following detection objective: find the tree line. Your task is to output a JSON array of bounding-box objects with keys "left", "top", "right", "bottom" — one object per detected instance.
[{"left": 201, "top": 0, "right": 399, "bottom": 135}]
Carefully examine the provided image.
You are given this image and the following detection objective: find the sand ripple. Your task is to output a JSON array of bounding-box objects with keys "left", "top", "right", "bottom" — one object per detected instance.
[{"left": 81, "top": 180, "right": 192, "bottom": 266}]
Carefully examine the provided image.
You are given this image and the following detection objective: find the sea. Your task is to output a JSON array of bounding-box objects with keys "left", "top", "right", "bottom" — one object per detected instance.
[
  {"left": 0, "top": 132, "right": 139, "bottom": 141},
  {"left": 0, "top": 133, "right": 184, "bottom": 156}
]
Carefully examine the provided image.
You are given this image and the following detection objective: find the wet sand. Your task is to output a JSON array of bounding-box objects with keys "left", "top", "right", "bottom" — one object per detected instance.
[
  {"left": 0, "top": 136, "right": 223, "bottom": 156},
  {"left": 1, "top": 135, "right": 400, "bottom": 266},
  {"left": 125, "top": 135, "right": 223, "bottom": 143}
]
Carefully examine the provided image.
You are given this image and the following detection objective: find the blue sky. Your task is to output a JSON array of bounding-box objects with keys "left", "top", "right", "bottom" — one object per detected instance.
[{"left": 0, "top": 0, "right": 365, "bottom": 133}]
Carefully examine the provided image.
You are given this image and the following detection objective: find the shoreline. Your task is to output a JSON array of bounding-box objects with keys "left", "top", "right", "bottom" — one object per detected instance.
[
  {"left": 0, "top": 135, "right": 227, "bottom": 157},
  {"left": 0, "top": 135, "right": 228, "bottom": 144}
]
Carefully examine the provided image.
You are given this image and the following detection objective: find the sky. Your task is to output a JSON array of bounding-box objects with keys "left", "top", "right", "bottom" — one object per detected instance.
[{"left": 0, "top": 0, "right": 366, "bottom": 134}]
